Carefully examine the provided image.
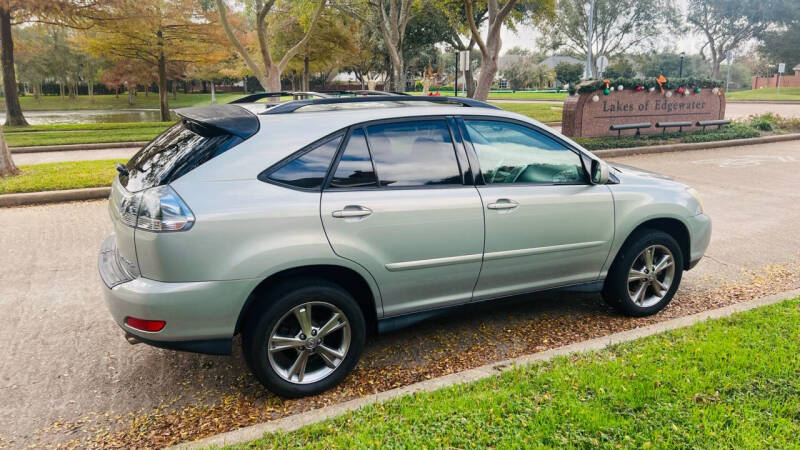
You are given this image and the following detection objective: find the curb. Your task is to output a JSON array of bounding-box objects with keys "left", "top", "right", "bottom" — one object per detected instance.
[
  {"left": 727, "top": 100, "right": 800, "bottom": 105},
  {"left": 0, "top": 187, "right": 110, "bottom": 207},
  {"left": 10, "top": 141, "right": 148, "bottom": 154},
  {"left": 175, "top": 287, "right": 800, "bottom": 449},
  {"left": 592, "top": 133, "right": 800, "bottom": 158}
]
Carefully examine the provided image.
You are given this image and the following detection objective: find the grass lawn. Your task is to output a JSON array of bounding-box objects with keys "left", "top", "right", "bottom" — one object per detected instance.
[
  {"left": 7, "top": 93, "right": 244, "bottom": 111},
  {"left": 0, "top": 159, "right": 124, "bottom": 194},
  {"left": 238, "top": 297, "right": 800, "bottom": 449},
  {"left": 726, "top": 87, "right": 800, "bottom": 101},
  {"left": 495, "top": 102, "right": 564, "bottom": 123},
  {"left": 3, "top": 122, "right": 172, "bottom": 147}
]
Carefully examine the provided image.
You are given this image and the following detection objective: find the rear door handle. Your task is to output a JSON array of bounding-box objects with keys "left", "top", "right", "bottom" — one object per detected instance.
[
  {"left": 332, "top": 205, "right": 373, "bottom": 218},
  {"left": 487, "top": 199, "right": 519, "bottom": 210}
]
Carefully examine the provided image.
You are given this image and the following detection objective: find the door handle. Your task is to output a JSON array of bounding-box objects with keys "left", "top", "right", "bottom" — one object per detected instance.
[
  {"left": 487, "top": 199, "right": 519, "bottom": 210},
  {"left": 332, "top": 205, "right": 373, "bottom": 218}
]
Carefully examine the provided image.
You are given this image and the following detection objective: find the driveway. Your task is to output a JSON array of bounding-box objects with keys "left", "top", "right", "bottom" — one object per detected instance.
[{"left": 1, "top": 141, "right": 799, "bottom": 447}]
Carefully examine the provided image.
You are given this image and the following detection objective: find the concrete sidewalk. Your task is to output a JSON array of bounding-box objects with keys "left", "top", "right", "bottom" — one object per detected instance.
[{"left": 12, "top": 148, "right": 139, "bottom": 165}]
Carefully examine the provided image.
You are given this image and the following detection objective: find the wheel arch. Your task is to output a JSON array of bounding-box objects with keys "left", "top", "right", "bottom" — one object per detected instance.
[
  {"left": 235, "top": 264, "right": 380, "bottom": 336},
  {"left": 613, "top": 217, "right": 691, "bottom": 271}
]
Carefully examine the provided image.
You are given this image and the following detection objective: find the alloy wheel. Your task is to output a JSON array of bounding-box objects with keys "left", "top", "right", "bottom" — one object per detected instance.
[
  {"left": 626, "top": 244, "right": 676, "bottom": 308},
  {"left": 267, "top": 301, "right": 351, "bottom": 384}
]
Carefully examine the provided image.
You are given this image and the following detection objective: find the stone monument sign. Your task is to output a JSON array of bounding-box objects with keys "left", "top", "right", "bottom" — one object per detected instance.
[{"left": 561, "top": 80, "right": 726, "bottom": 137}]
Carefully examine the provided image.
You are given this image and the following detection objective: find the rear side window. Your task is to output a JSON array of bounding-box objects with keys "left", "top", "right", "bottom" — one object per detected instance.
[
  {"left": 122, "top": 121, "right": 242, "bottom": 192},
  {"left": 329, "top": 129, "right": 378, "bottom": 188},
  {"left": 365, "top": 120, "right": 461, "bottom": 187},
  {"left": 265, "top": 134, "right": 342, "bottom": 190}
]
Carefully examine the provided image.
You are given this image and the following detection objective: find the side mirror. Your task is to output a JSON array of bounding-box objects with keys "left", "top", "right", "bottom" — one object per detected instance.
[{"left": 590, "top": 159, "right": 609, "bottom": 185}]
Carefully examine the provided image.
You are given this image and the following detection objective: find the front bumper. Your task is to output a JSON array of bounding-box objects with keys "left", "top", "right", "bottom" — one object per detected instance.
[
  {"left": 99, "top": 234, "right": 258, "bottom": 354},
  {"left": 687, "top": 213, "right": 712, "bottom": 269}
]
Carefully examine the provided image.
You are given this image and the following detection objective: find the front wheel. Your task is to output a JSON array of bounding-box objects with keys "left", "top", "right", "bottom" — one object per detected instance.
[
  {"left": 603, "top": 230, "right": 684, "bottom": 317},
  {"left": 242, "top": 279, "right": 366, "bottom": 397}
]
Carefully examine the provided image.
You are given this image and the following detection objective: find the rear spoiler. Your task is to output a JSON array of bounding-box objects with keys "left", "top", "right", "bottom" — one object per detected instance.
[{"left": 174, "top": 105, "right": 259, "bottom": 139}]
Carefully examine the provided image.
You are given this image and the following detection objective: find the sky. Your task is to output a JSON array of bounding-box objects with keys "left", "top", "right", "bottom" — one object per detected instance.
[{"left": 500, "top": 0, "right": 703, "bottom": 56}]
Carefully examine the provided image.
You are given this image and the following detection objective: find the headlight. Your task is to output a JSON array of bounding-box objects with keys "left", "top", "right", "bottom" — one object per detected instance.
[{"left": 686, "top": 187, "right": 704, "bottom": 214}]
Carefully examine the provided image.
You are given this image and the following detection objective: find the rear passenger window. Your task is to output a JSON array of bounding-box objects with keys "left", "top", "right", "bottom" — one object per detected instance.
[
  {"left": 365, "top": 121, "right": 461, "bottom": 187},
  {"left": 266, "top": 133, "right": 342, "bottom": 190},
  {"left": 329, "top": 129, "right": 378, "bottom": 188}
]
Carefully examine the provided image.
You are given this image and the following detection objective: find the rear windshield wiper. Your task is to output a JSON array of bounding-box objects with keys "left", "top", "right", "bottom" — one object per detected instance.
[{"left": 115, "top": 163, "right": 129, "bottom": 176}]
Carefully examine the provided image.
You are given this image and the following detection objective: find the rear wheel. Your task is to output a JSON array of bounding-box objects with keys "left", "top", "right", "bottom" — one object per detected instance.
[
  {"left": 242, "top": 279, "right": 365, "bottom": 397},
  {"left": 603, "top": 230, "right": 684, "bottom": 316}
]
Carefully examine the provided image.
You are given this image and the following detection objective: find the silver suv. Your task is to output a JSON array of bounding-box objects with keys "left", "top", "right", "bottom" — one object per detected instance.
[{"left": 99, "top": 96, "right": 711, "bottom": 397}]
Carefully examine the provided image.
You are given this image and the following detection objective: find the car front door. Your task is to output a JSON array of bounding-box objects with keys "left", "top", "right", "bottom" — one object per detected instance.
[
  {"left": 321, "top": 118, "right": 484, "bottom": 317},
  {"left": 459, "top": 118, "right": 615, "bottom": 301}
]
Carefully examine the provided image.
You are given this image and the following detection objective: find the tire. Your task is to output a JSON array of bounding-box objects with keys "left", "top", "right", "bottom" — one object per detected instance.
[
  {"left": 602, "top": 229, "right": 684, "bottom": 317},
  {"left": 242, "top": 278, "right": 366, "bottom": 397}
]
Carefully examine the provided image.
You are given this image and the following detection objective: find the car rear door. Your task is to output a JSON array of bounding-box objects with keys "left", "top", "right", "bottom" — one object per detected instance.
[
  {"left": 458, "top": 118, "right": 614, "bottom": 301},
  {"left": 320, "top": 118, "right": 484, "bottom": 317}
]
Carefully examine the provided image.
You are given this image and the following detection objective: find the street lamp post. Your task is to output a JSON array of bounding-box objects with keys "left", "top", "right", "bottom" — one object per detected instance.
[
  {"left": 679, "top": 52, "right": 685, "bottom": 78},
  {"left": 584, "top": 0, "right": 596, "bottom": 79}
]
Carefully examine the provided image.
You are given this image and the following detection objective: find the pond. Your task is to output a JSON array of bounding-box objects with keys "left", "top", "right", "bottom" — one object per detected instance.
[{"left": 0, "top": 109, "right": 178, "bottom": 125}]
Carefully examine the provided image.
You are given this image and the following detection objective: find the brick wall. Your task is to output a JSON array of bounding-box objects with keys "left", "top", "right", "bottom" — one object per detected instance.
[{"left": 752, "top": 73, "right": 800, "bottom": 89}]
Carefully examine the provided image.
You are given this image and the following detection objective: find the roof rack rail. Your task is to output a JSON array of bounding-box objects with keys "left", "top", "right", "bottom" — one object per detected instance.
[
  {"left": 318, "top": 90, "right": 407, "bottom": 97},
  {"left": 260, "top": 95, "right": 500, "bottom": 114},
  {"left": 228, "top": 91, "right": 332, "bottom": 104}
]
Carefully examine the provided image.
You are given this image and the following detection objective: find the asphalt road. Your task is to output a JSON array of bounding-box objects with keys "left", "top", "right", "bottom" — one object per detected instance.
[{"left": 1, "top": 141, "right": 799, "bottom": 447}]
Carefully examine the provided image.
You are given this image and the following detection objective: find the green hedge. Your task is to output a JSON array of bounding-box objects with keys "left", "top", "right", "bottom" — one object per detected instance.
[
  {"left": 574, "top": 123, "right": 760, "bottom": 151},
  {"left": 570, "top": 77, "right": 724, "bottom": 95}
]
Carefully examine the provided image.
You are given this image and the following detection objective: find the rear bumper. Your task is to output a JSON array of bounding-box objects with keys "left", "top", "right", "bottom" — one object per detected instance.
[{"left": 99, "top": 234, "right": 258, "bottom": 355}]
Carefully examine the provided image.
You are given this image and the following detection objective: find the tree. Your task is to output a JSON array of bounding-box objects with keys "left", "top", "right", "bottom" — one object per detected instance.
[
  {"left": 215, "top": 0, "right": 327, "bottom": 94},
  {"left": 554, "top": 61, "right": 583, "bottom": 86},
  {"left": 434, "top": 0, "right": 488, "bottom": 97},
  {"left": 530, "top": 63, "right": 555, "bottom": 88},
  {"left": 465, "top": 0, "right": 554, "bottom": 100},
  {"left": 0, "top": 0, "right": 95, "bottom": 128},
  {"left": 0, "top": 129, "right": 16, "bottom": 177},
  {"left": 277, "top": 10, "right": 356, "bottom": 91},
  {"left": 541, "top": 0, "right": 680, "bottom": 78},
  {"left": 371, "top": 0, "right": 415, "bottom": 92},
  {"left": 86, "top": 0, "right": 221, "bottom": 121},
  {"left": 14, "top": 25, "right": 50, "bottom": 100},
  {"left": 603, "top": 59, "right": 635, "bottom": 78},
  {"left": 758, "top": 15, "right": 800, "bottom": 72},
  {"left": 0, "top": 1, "right": 28, "bottom": 127},
  {"left": 341, "top": 18, "right": 388, "bottom": 90},
  {"left": 688, "top": 0, "right": 795, "bottom": 79},
  {"left": 635, "top": 52, "right": 710, "bottom": 78}
]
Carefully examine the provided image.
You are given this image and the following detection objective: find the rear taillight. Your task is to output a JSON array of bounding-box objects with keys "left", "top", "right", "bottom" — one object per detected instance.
[
  {"left": 125, "top": 317, "right": 166, "bottom": 332},
  {"left": 118, "top": 185, "right": 194, "bottom": 232}
]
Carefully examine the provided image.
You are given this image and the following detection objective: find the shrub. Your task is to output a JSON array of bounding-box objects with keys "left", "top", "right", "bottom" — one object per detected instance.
[
  {"left": 748, "top": 113, "right": 780, "bottom": 131},
  {"left": 575, "top": 122, "right": 760, "bottom": 151}
]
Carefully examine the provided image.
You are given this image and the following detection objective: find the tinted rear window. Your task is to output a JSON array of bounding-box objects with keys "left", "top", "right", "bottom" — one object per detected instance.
[{"left": 121, "top": 122, "right": 242, "bottom": 192}]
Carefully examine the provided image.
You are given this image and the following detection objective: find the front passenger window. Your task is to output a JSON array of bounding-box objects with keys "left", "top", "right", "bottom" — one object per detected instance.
[{"left": 464, "top": 120, "right": 586, "bottom": 185}]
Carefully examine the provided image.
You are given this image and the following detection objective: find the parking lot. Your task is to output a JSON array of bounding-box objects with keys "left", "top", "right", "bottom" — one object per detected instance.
[{"left": 1, "top": 141, "right": 799, "bottom": 447}]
